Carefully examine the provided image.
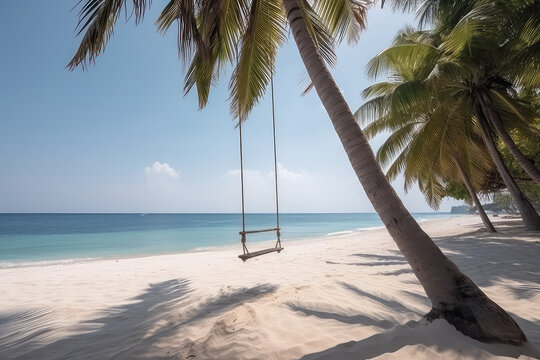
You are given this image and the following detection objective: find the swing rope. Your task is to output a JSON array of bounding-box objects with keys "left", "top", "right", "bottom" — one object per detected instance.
[
  {"left": 237, "top": 8, "right": 282, "bottom": 261},
  {"left": 270, "top": 74, "right": 281, "bottom": 248},
  {"left": 237, "top": 69, "right": 282, "bottom": 261},
  {"left": 238, "top": 115, "right": 249, "bottom": 255}
]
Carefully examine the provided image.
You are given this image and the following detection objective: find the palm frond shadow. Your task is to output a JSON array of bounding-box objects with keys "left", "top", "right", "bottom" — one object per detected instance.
[
  {"left": 326, "top": 251, "right": 408, "bottom": 268},
  {"left": 303, "top": 220, "right": 540, "bottom": 357},
  {"left": 289, "top": 283, "right": 538, "bottom": 358},
  {"left": 350, "top": 253, "right": 405, "bottom": 261},
  {"left": 378, "top": 268, "right": 413, "bottom": 276},
  {"left": 432, "top": 221, "right": 540, "bottom": 298},
  {"left": 340, "top": 221, "right": 538, "bottom": 300},
  {"left": 287, "top": 304, "right": 395, "bottom": 329},
  {"left": 299, "top": 316, "right": 539, "bottom": 360},
  {"left": 1, "top": 279, "right": 277, "bottom": 360},
  {"left": 291, "top": 281, "right": 538, "bottom": 359},
  {"left": 339, "top": 282, "right": 422, "bottom": 316},
  {"left": 287, "top": 280, "right": 422, "bottom": 331}
]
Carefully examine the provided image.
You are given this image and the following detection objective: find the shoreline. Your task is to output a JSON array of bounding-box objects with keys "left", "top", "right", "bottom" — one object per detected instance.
[
  {"left": 0, "top": 215, "right": 461, "bottom": 269},
  {"left": 1, "top": 215, "right": 538, "bottom": 359}
]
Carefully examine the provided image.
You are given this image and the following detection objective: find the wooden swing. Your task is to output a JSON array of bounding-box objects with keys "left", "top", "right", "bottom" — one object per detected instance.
[{"left": 237, "top": 75, "right": 283, "bottom": 262}]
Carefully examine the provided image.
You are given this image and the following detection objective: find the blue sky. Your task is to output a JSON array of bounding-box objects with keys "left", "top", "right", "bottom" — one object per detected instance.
[{"left": 0, "top": 1, "right": 462, "bottom": 213}]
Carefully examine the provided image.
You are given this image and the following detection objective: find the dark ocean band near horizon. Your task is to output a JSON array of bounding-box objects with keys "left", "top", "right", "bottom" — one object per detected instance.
[{"left": 0, "top": 213, "right": 455, "bottom": 265}]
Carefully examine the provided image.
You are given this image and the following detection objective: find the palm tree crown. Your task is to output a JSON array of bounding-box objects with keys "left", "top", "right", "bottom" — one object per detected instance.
[
  {"left": 357, "top": 1, "right": 540, "bottom": 229},
  {"left": 68, "top": 0, "right": 369, "bottom": 121},
  {"left": 358, "top": 29, "right": 495, "bottom": 210}
]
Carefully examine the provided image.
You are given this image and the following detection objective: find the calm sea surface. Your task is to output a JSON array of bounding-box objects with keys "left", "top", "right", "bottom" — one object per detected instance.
[{"left": 0, "top": 213, "right": 453, "bottom": 265}]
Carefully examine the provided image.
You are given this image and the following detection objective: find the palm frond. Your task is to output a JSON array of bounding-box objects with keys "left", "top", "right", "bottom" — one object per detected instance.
[
  {"left": 366, "top": 43, "right": 439, "bottom": 80},
  {"left": 68, "top": 0, "right": 150, "bottom": 70},
  {"left": 376, "top": 122, "right": 421, "bottom": 168},
  {"left": 182, "top": 0, "right": 250, "bottom": 108},
  {"left": 229, "top": 0, "right": 287, "bottom": 120},
  {"left": 298, "top": 0, "right": 336, "bottom": 67},
  {"left": 356, "top": 91, "right": 392, "bottom": 125},
  {"left": 183, "top": 50, "right": 218, "bottom": 108},
  {"left": 417, "top": 169, "right": 445, "bottom": 210},
  {"left": 315, "top": 0, "right": 370, "bottom": 45},
  {"left": 156, "top": 0, "right": 202, "bottom": 63},
  {"left": 360, "top": 81, "right": 396, "bottom": 98},
  {"left": 389, "top": 80, "right": 430, "bottom": 114}
]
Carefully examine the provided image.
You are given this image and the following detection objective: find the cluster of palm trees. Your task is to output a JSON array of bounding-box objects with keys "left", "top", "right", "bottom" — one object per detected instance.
[
  {"left": 69, "top": 0, "right": 536, "bottom": 346},
  {"left": 357, "top": 0, "right": 540, "bottom": 232}
]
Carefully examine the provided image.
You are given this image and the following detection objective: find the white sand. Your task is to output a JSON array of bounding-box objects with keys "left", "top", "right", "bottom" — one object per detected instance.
[{"left": 0, "top": 215, "right": 539, "bottom": 359}]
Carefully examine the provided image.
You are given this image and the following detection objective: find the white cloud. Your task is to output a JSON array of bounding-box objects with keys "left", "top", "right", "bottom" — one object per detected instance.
[
  {"left": 226, "top": 168, "right": 263, "bottom": 178},
  {"left": 225, "top": 163, "right": 311, "bottom": 183},
  {"left": 276, "top": 163, "right": 311, "bottom": 182},
  {"left": 221, "top": 163, "right": 314, "bottom": 212},
  {"left": 145, "top": 161, "right": 179, "bottom": 180}
]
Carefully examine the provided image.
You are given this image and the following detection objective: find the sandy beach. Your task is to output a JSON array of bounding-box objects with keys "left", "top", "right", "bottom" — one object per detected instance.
[{"left": 0, "top": 215, "right": 539, "bottom": 359}]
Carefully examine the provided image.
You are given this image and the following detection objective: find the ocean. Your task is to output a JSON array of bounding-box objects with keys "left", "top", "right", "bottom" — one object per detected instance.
[{"left": 0, "top": 213, "right": 452, "bottom": 265}]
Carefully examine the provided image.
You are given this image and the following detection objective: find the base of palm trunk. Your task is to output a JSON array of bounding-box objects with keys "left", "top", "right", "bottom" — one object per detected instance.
[{"left": 425, "top": 297, "right": 526, "bottom": 345}]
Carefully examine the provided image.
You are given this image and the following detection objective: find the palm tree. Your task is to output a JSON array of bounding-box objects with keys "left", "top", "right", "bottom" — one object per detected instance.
[
  {"left": 436, "top": 0, "right": 540, "bottom": 224},
  {"left": 363, "top": 15, "right": 540, "bottom": 230},
  {"left": 431, "top": 0, "right": 540, "bottom": 187},
  {"left": 357, "top": 42, "right": 497, "bottom": 232},
  {"left": 392, "top": 0, "right": 540, "bottom": 185},
  {"left": 68, "top": 0, "right": 526, "bottom": 343},
  {"left": 397, "top": 0, "right": 540, "bottom": 186}
]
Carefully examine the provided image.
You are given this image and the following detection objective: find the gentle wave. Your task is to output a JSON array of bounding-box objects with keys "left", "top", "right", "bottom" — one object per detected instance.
[
  {"left": 355, "top": 225, "right": 386, "bottom": 231},
  {"left": 0, "top": 257, "right": 98, "bottom": 269},
  {"left": 326, "top": 230, "right": 355, "bottom": 236},
  {"left": 326, "top": 224, "right": 388, "bottom": 236}
]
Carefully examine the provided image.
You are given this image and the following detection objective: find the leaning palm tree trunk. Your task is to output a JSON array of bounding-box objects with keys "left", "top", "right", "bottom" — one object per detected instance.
[
  {"left": 474, "top": 99, "right": 540, "bottom": 231},
  {"left": 477, "top": 91, "right": 540, "bottom": 187},
  {"left": 452, "top": 158, "right": 496, "bottom": 233},
  {"left": 283, "top": 0, "right": 526, "bottom": 344}
]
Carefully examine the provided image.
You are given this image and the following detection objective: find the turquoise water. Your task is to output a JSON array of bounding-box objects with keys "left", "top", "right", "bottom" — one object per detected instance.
[{"left": 0, "top": 213, "right": 453, "bottom": 265}]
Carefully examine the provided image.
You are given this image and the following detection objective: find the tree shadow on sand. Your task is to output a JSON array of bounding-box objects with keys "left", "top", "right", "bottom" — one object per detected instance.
[
  {"left": 344, "top": 222, "right": 539, "bottom": 334},
  {"left": 304, "top": 220, "right": 540, "bottom": 358},
  {"left": 287, "top": 304, "right": 395, "bottom": 329},
  {"left": 326, "top": 252, "right": 409, "bottom": 268},
  {"left": 299, "top": 318, "right": 540, "bottom": 360},
  {"left": 340, "top": 221, "right": 539, "bottom": 297},
  {"left": 287, "top": 281, "right": 423, "bottom": 330},
  {"left": 289, "top": 283, "right": 539, "bottom": 359},
  {"left": 431, "top": 222, "right": 540, "bottom": 347},
  {"left": 1, "top": 279, "right": 277, "bottom": 360},
  {"left": 432, "top": 223, "right": 539, "bottom": 299},
  {"left": 339, "top": 282, "right": 423, "bottom": 316}
]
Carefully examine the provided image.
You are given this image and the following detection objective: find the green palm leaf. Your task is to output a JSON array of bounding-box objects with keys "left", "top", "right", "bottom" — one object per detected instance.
[
  {"left": 181, "top": 0, "right": 250, "bottom": 108},
  {"left": 68, "top": 0, "right": 150, "bottom": 70},
  {"left": 229, "top": 0, "right": 287, "bottom": 120},
  {"left": 315, "top": 0, "right": 369, "bottom": 45},
  {"left": 298, "top": 0, "right": 337, "bottom": 67}
]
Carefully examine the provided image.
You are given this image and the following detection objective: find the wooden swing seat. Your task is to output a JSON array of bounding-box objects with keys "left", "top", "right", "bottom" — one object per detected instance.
[
  {"left": 238, "top": 246, "right": 283, "bottom": 261},
  {"left": 238, "top": 228, "right": 283, "bottom": 261}
]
